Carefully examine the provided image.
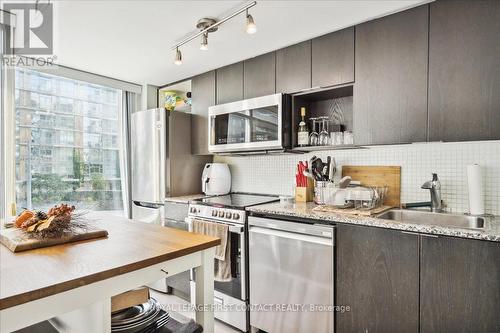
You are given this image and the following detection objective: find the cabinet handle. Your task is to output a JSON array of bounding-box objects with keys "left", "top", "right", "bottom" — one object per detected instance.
[
  {"left": 299, "top": 86, "right": 321, "bottom": 92},
  {"left": 401, "top": 231, "right": 419, "bottom": 236}
]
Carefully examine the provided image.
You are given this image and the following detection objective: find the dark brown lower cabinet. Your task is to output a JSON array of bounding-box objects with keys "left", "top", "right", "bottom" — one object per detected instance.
[
  {"left": 420, "top": 235, "right": 500, "bottom": 333},
  {"left": 336, "top": 224, "right": 419, "bottom": 333}
]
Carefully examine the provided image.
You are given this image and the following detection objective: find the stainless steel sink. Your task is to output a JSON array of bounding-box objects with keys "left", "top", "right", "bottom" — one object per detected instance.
[{"left": 377, "top": 209, "right": 486, "bottom": 230}]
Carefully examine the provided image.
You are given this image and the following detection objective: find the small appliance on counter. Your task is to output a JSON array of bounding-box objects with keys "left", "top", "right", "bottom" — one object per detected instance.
[{"left": 202, "top": 163, "right": 231, "bottom": 195}]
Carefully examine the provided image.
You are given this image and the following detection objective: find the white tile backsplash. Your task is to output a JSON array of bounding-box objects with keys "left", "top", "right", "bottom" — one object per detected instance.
[{"left": 215, "top": 141, "right": 500, "bottom": 215}]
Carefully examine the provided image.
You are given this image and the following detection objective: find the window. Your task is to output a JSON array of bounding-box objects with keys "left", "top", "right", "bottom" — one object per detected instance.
[{"left": 14, "top": 68, "right": 124, "bottom": 212}]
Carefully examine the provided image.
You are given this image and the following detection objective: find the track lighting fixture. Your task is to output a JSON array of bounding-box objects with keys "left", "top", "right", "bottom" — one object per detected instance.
[
  {"left": 246, "top": 9, "right": 257, "bottom": 34},
  {"left": 171, "top": 1, "right": 257, "bottom": 64},
  {"left": 174, "top": 47, "right": 182, "bottom": 66},
  {"left": 200, "top": 33, "right": 208, "bottom": 51}
]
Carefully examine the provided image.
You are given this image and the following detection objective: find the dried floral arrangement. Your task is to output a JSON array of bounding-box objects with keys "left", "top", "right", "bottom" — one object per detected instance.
[{"left": 12, "top": 204, "right": 90, "bottom": 239}]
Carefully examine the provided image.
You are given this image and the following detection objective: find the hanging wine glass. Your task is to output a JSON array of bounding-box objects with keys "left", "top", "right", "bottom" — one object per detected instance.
[
  {"left": 319, "top": 117, "right": 329, "bottom": 146},
  {"left": 309, "top": 118, "right": 319, "bottom": 146}
]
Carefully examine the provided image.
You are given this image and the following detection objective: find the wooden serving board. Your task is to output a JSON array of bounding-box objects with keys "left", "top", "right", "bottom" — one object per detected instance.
[
  {"left": 313, "top": 205, "right": 393, "bottom": 217},
  {"left": 342, "top": 165, "right": 401, "bottom": 207},
  {"left": 0, "top": 227, "right": 108, "bottom": 253}
]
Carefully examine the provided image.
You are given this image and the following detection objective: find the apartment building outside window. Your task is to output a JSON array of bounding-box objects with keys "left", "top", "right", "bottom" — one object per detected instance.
[{"left": 14, "top": 68, "right": 124, "bottom": 213}]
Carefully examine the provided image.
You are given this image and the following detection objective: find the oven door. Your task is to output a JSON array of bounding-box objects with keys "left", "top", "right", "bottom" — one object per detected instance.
[
  {"left": 185, "top": 217, "right": 246, "bottom": 301},
  {"left": 208, "top": 93, "right": 285, "bottom": 153}
]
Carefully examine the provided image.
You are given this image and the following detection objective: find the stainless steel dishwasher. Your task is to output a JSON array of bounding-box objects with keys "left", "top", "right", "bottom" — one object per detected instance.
[{"left": 248, "top": 216, "right": 334, "bottom": 333}]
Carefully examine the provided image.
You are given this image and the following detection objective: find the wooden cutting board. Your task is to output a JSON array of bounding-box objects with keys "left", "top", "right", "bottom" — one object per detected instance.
[
  {"left": 342, "top": 165, "right": 401, "bottom": 207},
  {"left": 313, "top": 205, "right": 393, "bottom": 216},
  {"left": 0, "top": 227, "right": 108, "bottom": 253}
]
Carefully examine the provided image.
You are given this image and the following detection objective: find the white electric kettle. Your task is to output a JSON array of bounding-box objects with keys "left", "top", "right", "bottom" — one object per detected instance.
[{"left": 202, "top": 163, "right": 231, "bottom": 195}]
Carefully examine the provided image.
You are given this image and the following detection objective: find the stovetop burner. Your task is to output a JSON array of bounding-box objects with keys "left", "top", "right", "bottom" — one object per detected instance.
[{"left": 192, "top": 193, "right": 279, "bottom": 210}]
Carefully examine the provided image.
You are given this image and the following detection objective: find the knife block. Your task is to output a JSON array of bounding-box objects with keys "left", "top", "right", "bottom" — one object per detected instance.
[{"left": 295, "top": 179, "right": 314, "bottom": 202}]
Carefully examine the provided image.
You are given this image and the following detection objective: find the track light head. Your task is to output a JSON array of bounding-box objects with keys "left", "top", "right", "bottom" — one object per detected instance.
[
  {"left": 174, "top": 47, "right": 182, "bottom": 65},
  {"left": 246, "top": 10, "right": 257, "bottom": 34},
  {"left": 200, "top": 33, "right": 208, "bottom": 51}
]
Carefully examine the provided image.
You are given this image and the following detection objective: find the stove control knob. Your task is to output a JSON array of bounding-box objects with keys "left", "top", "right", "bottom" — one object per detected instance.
[
  {"left": 190, "top": 207, "right": 196, "bottom": 214},
  {"left": 218, "top": 211, "right": 225, "bottom": 218},
  {"left": 233, "top": 213, "right": 240, "bottom": 220},
  {"left": 212, "top": 210, "right": 218, "bottom": 217},
  {"left": 225, "top": 212, "right": 232, "bottom": 219}
]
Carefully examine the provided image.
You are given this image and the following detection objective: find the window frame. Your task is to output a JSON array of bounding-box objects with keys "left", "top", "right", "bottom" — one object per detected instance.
[{"left": 2, "top": 60, "right": 141, "bottom": 219}]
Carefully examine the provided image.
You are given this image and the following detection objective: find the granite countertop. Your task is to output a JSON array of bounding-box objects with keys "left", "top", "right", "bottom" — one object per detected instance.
[
  {"left": 164, "top": 194, "right": 207, "bottom": 204},
  {"left": 247, "top": 202, "right": 500, "bottom": 242}
]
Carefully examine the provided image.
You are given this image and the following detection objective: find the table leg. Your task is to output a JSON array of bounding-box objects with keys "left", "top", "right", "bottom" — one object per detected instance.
[{"left": 195, "top": 247, "right": 215, "bottom": 333}]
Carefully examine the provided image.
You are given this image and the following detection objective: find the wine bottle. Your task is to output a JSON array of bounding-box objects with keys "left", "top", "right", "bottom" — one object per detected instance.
[{"left": 297, "top": 107, "right": 309, "bottom": 146}]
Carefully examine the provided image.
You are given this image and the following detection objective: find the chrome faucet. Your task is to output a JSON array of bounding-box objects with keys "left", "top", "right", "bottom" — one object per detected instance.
[{"left": 421, "top": 173, "right": 444, "bottom": 213}]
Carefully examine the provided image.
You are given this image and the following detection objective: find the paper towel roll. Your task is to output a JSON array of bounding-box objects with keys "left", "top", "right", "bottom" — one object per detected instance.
[{"left": 467, "top": 164, "right": 484, "bottom": 215}]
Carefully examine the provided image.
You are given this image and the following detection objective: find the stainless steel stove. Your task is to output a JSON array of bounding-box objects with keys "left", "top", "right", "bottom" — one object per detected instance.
[
  {"left": 189, "top": 193, "right": 279, "bottom": 221},
  {"left": 186, "top": 193, "right": 279, "bottom": 332}
]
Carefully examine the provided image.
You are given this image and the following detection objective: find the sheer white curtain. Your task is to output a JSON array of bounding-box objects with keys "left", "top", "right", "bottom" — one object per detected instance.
[
  {"left": 0, "top": 23, "right": 16, "bottom": 221},
  {"left": 0, "top": 23, "right": 5, "bottom": 220},
  {"left": 120, "top": 91, "right": 140, "bottom": 218}
]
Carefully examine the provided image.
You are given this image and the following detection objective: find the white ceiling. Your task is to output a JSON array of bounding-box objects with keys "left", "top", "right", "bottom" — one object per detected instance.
[{"left": 52, "top": 0, "right": 430, "bottom": 87}]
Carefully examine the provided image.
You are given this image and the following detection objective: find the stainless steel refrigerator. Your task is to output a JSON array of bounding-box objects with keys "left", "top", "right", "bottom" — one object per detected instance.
[{"left": 131, "top": 108, "right": 211, "bottom": 222}]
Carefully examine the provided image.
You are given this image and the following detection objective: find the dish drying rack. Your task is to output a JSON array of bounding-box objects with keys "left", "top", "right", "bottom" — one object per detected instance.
[{"left": 313, "top": 186, "right": 392, "bottom": 216}]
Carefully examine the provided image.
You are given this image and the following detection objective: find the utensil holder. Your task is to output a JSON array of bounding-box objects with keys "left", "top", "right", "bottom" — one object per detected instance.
[
  {"left": 315, "top": 182, "right": 340, "bottom": 205},
  {"left": 295, "top": 179, "right": 314, "bottom": 202}
]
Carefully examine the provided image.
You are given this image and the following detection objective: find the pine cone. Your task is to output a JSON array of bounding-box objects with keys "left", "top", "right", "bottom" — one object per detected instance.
[{"left": 36, "top": 211, "right": 48, "bottom": 220}]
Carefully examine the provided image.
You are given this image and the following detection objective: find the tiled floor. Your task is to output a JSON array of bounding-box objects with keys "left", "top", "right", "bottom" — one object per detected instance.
[{"left": 151, "top": 290, "right": 241, "bottom": 333}]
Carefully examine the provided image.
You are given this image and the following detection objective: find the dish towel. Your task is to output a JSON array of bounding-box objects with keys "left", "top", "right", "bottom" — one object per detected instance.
[{"left": 192, "top": 219, "right": 231, "bottom": 282}]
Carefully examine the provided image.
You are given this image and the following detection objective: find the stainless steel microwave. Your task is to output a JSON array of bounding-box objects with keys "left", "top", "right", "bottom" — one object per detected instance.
[{"left": 208, "top": 93, "right": 292, "bottom": 153}]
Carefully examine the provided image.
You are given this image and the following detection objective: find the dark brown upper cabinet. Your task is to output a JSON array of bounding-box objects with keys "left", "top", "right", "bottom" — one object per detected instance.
[
  {"left": 216, "top": 62, "right": 243, "bottom": 104},
  {"left": 311, "top": 27, "right": 354, "bottom": 88},
  {"left": 420, "top": 235, "right": 500, "bottom": 333},
  {"left": 276, "top": 40, "right": 312, "bottom": 94},
  {"left": 336, "top": 224, "right": 419, "bottom": 333},
  {"left": 353, "top": 6, "right": 429, "bottom": 145},
  {"left": 428, "top": 0, "right": 500, "bottom": 142},
  {"left": 243, "top": 52, "right": 276, "bottom": 99},
  {"left": 191, "top": 71, "right": 215, "bottom": 155}
]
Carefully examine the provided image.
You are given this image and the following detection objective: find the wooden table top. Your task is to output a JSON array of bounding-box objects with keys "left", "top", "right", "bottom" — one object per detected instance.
[{"left": 0, "top": 212, "right": 220, "bottom": 310}]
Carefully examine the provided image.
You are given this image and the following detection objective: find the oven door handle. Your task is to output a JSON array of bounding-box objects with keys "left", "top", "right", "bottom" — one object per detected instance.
[
  {"left": 249, "top": 226, "right": 333, "bottom": 246},
  {"left": 185, "top": 217, "right": 244, "bottom": 234}
]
